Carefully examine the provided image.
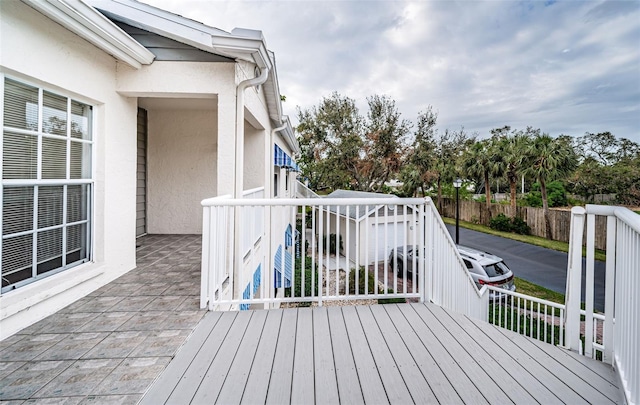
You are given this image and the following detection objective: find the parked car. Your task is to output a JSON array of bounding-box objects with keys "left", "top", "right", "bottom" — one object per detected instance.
[
  {"left": 457, "top": 245, "right": 516, "bottom": 300},
  {"left": 388, "top": 245, "right": 516, "bottom": 300}
]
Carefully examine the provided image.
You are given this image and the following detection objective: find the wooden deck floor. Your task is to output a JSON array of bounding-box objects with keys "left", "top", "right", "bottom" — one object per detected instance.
[{"left": 140, "top": 303, "right": 623, "bottom": 404}]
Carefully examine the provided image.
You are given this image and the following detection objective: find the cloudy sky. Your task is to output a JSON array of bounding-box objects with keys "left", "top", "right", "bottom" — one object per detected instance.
[{"left": 143, "top": 0, "right": 640, "bottom": 143}]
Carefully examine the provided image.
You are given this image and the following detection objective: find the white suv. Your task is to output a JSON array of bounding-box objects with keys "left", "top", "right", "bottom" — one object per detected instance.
[{"left": 457, "top": 245, "right": 516, "bottom": 300}]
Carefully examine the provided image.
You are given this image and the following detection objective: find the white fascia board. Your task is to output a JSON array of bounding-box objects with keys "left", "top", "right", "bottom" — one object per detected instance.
[
  {"left": 89, "top": 0, "right": 272, "bottom": 69},
  {"left": 21, "top": 0, "right": 155, "bottom": 69},
  {"left": 90, "top": 0, "right": 216, "bottom": 53},
  {"left": 279, "top": 116, "right": 300, "bottom": 155}
]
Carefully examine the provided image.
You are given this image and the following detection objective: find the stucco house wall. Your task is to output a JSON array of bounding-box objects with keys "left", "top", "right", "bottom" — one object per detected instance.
[
  {"left": 0, "top": 1, "right": 138, "bottom": 338},
  {"left": 146, "top": 109, "right": 217, "bottom": 234}
]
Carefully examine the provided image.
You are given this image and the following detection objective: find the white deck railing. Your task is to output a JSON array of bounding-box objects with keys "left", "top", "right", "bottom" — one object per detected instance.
[
  {"left": 485, "top": 287, "right": 566, "bottom": 346},
  {"left": 295, "top": 180, "right": 319, "bottom": 199},
  {"left": 200, "top": 196, "right": 485, "bottom": 319},
  {"left": 565, "top": 205, "right": 639, "bottom": 405}
]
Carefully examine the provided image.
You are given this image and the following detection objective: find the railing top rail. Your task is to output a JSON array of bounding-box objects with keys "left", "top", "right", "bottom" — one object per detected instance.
[
  {"left": 201, "top": 196, "right": 428, "bottom": 207},
  {"left": 201, "top": 194, "right": 232, "bottom": 205},
  {"left": 485, "top": 285, "right": 566, "bottom": 310},
  {"left": 584, "top": 204, "right": 640, "bottom": 233},
  {"left": 242, "top": 187, "right": 265, "bottom": 196}
]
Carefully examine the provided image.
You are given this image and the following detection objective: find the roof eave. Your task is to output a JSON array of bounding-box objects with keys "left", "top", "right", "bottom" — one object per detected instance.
[{"left": 22, "top": 0, "right": 155, "bottom": 69}]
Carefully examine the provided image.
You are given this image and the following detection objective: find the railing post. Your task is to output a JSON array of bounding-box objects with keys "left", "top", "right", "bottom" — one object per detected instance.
[
  {"left": 584, "top": 213, "right": 596, "bottom": 358},
  {"left": 422, "top": 201, "right": 429, "bottom": 303},
  {"left": 603, "top": 214, "right": 616, "bottom": 364},
  {"left": 564, "top": 206, "right": 585, "bottom": 352},
  {"left": 200, "top": 206, "right": 211, "bottom": 309}
]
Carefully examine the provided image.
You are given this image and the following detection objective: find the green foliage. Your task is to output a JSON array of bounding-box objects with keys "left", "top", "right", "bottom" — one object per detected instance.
[
  {"left": 284, "top": 257, "right": 320, "bottom": 306},
  {"left": 511, "top": 217, "right": 531, "bottom": 235},
  {"left": 489, "top": 213, "right": 531, "bottom": 235},
  {"left": 296, "top": 92, "right": 409, "bottom": 192},
  {"left": 489, "top": 213, "right": 512, "bottom": 232},
  {"left": 526, "top": 181, "right": 567, "bottom": 207},
  {"left": 568, "top": 132, "right": 640, "bottom": 205},
  {"left": 488, "top": 303, "right": 563, "bottom": 346},
  {"left": 347, "top": 267, "right": 406, "bottom": 304}
]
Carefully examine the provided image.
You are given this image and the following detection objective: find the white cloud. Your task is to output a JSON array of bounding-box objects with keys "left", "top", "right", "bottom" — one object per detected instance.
[{"left": 140, "top": 0, "right": 640, "bottom": 142}]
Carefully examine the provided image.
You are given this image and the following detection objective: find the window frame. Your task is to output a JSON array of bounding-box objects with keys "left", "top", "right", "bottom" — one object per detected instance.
[{"left": 1, "top": 75, "right": 95, "bottom": 294}]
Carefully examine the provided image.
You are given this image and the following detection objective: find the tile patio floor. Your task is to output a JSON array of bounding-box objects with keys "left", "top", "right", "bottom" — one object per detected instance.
[{"left": 0, "top": 235, "right": 205, "bottom": 404}]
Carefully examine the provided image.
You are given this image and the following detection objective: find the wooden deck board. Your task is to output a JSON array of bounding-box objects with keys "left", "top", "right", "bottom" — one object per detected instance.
[
  {"left": 369, "top": 304, "right": 440, "bottom": 404},
  {"left": 265, "top": 308, "right": 297, "bottom": 405},
  {"left": 190, "top": 310, "right": 253, "bottom": 403},
  {"left": 141, "top": 302, "right": 622, "bottom": 404},
  {"left": 382, "top": 304, "right": 470, "bottom": 405},
  {"left": 467, "top": 314, "right": 620, "bottom": 404},
  {"left": 392, "top": 304, "right": 491, "bottom": 405},
  {"left": 327, "top": 307, "right": 365, "bottom": 404},
  {"left": 216, "top": 309, "right": 268, "bottom": 404},
  {"left": 312, "top": 307, "right": 340, "bottom": 405},
  {"left": 290, "top": 308, "right": 315, "bottom": 404},
  {"left": 355, "top": 305, "right": 414, "bottom": 404},
  {"left": 240, "top": 309, "right": 283, "bottom": 404},
  {"left": 342, "top": 305, "right": 388, "bottom": 404},
  {"left": 428, "top": 304, "right": 566, "bottom": 404},
  {"left": 412, "top": 304, "right": 538, "bottom": 405},
  {"left": 139, "top": 310, "right": 223, "bottom": 405},
  {"left": 165, "top": 311, "right": 238, "bottom": 404}
]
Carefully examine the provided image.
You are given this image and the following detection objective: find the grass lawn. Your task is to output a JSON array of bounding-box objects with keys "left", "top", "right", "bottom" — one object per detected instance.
[
  {"left": 514, "top": 277, "right": 565, "bottom": 305},
  {"left": 442, "top": 217, "right": 607, "bottom": 262}
]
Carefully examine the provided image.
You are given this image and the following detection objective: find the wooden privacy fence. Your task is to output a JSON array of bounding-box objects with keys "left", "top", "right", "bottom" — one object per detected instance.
[{"left": 438, "top": 198, "right": 608, "bottom": 250}]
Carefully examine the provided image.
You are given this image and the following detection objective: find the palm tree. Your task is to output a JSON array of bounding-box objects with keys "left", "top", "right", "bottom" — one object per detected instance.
[
  {"left": 493, "top": 128, "right": 531, "bottom": 217},
  {"left": 462, "top": 139, "right": 498, "bottom": 220},
  {"left": 524, "top": 133, "right": 577, "bottom": 239}
]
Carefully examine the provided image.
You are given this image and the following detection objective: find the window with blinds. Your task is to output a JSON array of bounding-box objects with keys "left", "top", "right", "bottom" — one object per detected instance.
[{"left": 1, "top": 78, "right": 93, "bottom": 293}]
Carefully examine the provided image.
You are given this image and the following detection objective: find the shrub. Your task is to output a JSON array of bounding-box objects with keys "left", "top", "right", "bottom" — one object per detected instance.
[
  {"left": 490, "top": 213, "right": 512, "bottom": 232},
  {"left": 511, "top": 217, "right": 531, "bottom": 235},
  {"left": 347, "top": 266, "right": 406, "bottom": 304},
  {"left": 525, "top": 181, "right": 568, "bottom": 207},
  {"left": 489, "top": 213, "right": 531, "bottom": 235},
  {"left": 284, "top": 257, "right": 320, "bottom": 306}
]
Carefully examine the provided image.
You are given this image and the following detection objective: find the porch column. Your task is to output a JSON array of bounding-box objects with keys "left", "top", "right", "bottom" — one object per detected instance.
[{"left": 216, "top": 94, "right": 236, "bottom": 196}]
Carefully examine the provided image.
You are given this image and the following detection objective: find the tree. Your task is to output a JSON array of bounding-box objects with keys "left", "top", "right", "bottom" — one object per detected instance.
[
  {"left": 524, "top": 133, "right": 577, "bottom": 239},
  {"left": 296, "top": 92, "right": 409, "bottom": 193},
  {"left": 492, "top": 126, "right": 533, "bottom": 217},
  {"left": 569, "top": 132, "right": 640, "bottom": 204},
  {"left": 401, "top": 106, "right": 438, "bottom": 197},
  {"left": 296, "top": 92, "right": 363, "bottom": 191},
  {"left": 461, "top": 138, "right": 498, "bottom": 219},
  {"left": 433, "top": 128, "right": 474, "bottom": 211},
  {"left": 359, "top": 95, "right": 410, "bottom": 192}
]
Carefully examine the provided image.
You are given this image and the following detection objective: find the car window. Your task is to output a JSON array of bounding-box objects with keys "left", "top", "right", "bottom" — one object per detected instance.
[
  {"left": 483, "top": 261, "right": 510, "bottom": 277},
  {"left": 464, "top": 259, "right": 483, "bottom": 275}
]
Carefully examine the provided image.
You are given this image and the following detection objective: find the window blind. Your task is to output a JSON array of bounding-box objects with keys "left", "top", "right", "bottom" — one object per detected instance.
[{"left": 2, "top": 77, "right": 93, "bottom": 292}]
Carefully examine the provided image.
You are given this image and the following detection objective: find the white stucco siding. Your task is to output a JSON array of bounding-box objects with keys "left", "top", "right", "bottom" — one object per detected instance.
[
  {"left": 117, "top": 62, "right": 237, "bottom": 196},
  {"left": 0, "top": 1, "right": 139, "bottom": 337},
  {"left": 244, "top": 124, "right": 265, "bottom": 190},
  {"left": 147, "top": 109, "right": 216, "bottom": 234}
]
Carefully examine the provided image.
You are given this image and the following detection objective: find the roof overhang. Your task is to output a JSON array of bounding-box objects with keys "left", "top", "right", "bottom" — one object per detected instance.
[
  {"left": 278, "top": 116, "right": 300, "bottom": 156},
  {"left": 89, "top": 0, "right": 295, "bottom": 144},
  {"left": 88, "top": 0, "right": 272, "bottom": 69},
  {"left": 21, "top": 0, "right": 155, "bottom": 69}
]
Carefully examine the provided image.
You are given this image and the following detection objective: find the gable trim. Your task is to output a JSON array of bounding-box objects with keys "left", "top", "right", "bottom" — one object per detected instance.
[{"left": 21, "top": 0, "right": 155, "bottom": 69}]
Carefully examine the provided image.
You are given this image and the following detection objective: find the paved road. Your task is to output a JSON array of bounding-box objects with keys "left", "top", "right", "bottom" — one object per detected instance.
[{"left": 446, "top": 224, "right": 606, "bottom": 311}]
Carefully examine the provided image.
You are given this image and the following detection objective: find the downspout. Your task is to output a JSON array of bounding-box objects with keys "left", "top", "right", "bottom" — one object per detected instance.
[{"left": 234, "top": 66, "right": 269, "bottom": 199}]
